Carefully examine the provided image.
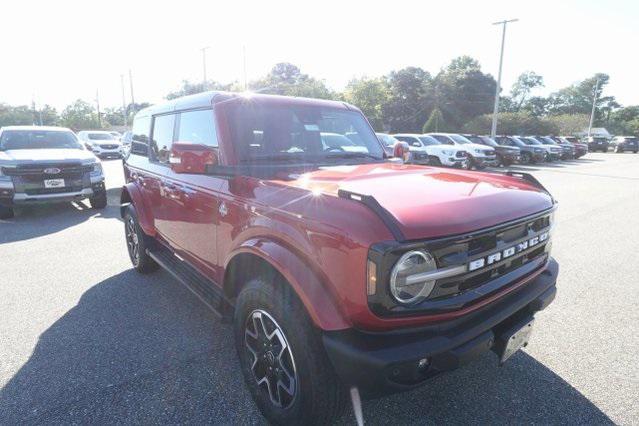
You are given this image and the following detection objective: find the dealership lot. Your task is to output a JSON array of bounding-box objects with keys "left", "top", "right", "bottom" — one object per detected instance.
[{"left": 1, "top": 154, "right": 638, "bottom": 425}]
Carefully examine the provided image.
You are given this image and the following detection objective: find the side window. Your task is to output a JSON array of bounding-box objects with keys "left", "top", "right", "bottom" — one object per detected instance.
[
  {"left": 177, "top": 109, "right": 218, "bottom": 147},
  {"left": 131, "top": 116, "right": 151, "bottom": 156},
  {"left": 150, "top": 114, "right": 176, "bottom": 164},
  {"left": 432, "top": 135, "right": 451, "bottom": 145}
]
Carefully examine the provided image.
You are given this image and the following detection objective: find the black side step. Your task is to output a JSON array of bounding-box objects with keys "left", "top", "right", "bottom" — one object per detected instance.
[{"left": 147, "top": 246, "right": 229, "bottom": 318}]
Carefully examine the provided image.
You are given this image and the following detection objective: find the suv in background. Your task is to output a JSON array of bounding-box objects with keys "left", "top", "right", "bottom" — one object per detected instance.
[
  {"left": 495, "top": 136, "right": 546, "bottom": 164},
  {"left": 120, "top": 91, "right": 558, "bottom": 424},
  {"left": 376, "top": 133, "right": 399, "bottom": 157},
  {"left": 393, "top": 133, "right": 467, "bottom": 167},
  {"left": 427, "top": 133, "right": 497, "bottom": 169},
  {"left": 537, "top": 136, "right": 574, "bottom": 160},
  {"left": 584, "top": 136, "right": 610, "bottom": 152},
  {"left": 555, "top": 136, "right": 588, "bottom": 158},
  {"left": 464, "top": 134, "right": 520, "bottom": 166},
  {"left": 522, "top": 137, "right": 561, "bottom": 161},
  {"left": 0, "top": 126, "right": 106, "bottom": 219},
  {"left": 77, "top": 130, "right": 123, "bottom": 159},
  {"left": 610, "top": 136, "right": 638, "bottom": 153}
]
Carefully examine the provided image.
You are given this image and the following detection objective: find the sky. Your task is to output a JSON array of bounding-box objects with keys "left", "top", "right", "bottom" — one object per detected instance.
[{"left": 1, "top": 0, "right": 638, "bottom": 111}]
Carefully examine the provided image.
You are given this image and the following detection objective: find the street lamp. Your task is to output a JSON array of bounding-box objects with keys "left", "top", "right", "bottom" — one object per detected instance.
[
  {"left": 200, "top": 46, "right": 211, "bottom": 84},
  {"left": 490, "top": 18, "right": 518, "bottom": 138},
  {"left": 587, "top": 78, "right": 600, "bottom": 138}
]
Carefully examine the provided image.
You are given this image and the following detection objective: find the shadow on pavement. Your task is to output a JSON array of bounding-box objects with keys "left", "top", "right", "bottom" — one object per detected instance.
[
  {"left": 0, "top": 269, "right": 612, "bottom": 424},
  {"left": 0, "top": 188, "right": 123, "bottom": 245}
]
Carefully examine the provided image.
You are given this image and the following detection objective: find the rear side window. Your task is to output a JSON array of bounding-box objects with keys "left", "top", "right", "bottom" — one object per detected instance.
[
  {"left": 151, "top": 114, "right": 176, "bottom": 164},
  {"left": 432, "top": 135, "right": 453, "bottom": 145},
  {"left": 131, "top": 116, "right": 151, "bottom": 156},
  {"left": 177, "top": 109, "right": 218, "bottom": 147}
]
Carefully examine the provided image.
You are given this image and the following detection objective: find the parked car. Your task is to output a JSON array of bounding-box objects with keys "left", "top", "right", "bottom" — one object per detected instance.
[
  {"left": 584, "top": 136, "right": 610, "bottom": 152},
  {"left": 522, "top": 137, "right": 562, "bottom": 161},
  {"left": 464, "top": 134, "right": 520, "bottom": 166},
  {"left": 609, "top": 136, "right": 639, "bottom": 153},
  {"left": 555, "top": 136, "right": 588, "bottom": 158},
  {"left": 393, "top": 133, "right": 467, "bottom": 167},
  {"left": 495, "top": 136, "right": 546, "bottom": 164},
  {"left": 427, "top": 133, "right": 497, "bottom": 169},
  {"left": 109, "top": 131, "right": 122, "bottom": 141},
  {"left": 120, "top": 130, "right": 133, "bottom": 157},
  {"left": 77, "top": 130, "right": 123, "bottom": 159},
  {"left": 0, "top": 126, "right": 106, "bottom": 219},
  {"left": 121, "top": 91, "right": 558, "bottom": 424},
  {"left": 375, "top": 133, "right": 400, "bottom": 157},
  {"left": 536, "top": 136, "right": 574, "bottom": 160}
]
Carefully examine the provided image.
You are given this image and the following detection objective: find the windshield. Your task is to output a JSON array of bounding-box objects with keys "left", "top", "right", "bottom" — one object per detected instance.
[
  {"left": 418, "top": 136, "right": 442, "bottom": 146},
  {"left": 0, "top": 130, "right": 83, "bottom": 150},
  {"left": 449, "top": 134, "right": 473, "bottom": 144},
  {"left": 88, "top": 133, "right": 115, "bottom": 140},
  {"left": 227, "top": 103, "right": 384, "bottom": 164},
  {"left": 376, "top": 133, "right": 398, "bottom": 147},
  {"left": 522, "top": 137, "right": 541, "bottom": 145}
]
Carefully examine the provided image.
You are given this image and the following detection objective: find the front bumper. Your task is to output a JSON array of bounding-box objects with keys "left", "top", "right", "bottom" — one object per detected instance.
[
  {"left": 0, "top": 178, "right": 105, "bottom": 206},
  {"left": 498, "top": 152, "right": 521, "bottom": 164},
  {"left": 90, "top": 146, "right": 122, "bottom": 158},
  {"left": 471, "top": 156, "right": 498, "bottom": 167},
  {"left": 441, "top": 157, "right": 468, "bottom": 167},
  {"left": 322, "top": 258, "right": 558, "bottom": 397}
]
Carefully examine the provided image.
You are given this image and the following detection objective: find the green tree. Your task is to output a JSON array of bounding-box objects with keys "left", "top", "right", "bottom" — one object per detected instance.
[
  {"left": 60, "top": 100, "right": 101, "bottom": 130},
  {"left": 511, "top": 71, "right": 544, "bottom": 111},
  {"left": 422, "top": 108, "right": 447, "bottom": 133},
  {"left": 250, "top": 63, "right": 333, "bottom": 99},
  {"left": 39, "top": 105, "right": 60, "bottom": 126},
  {"left": 0, "top": 104, "right": 34, "bottom": 127},
  {"left": 463, "top": 111, "right": 558, "bottom": 135},
  {"left": 382, "top": 67, "right": 433, "bottom": 132},
  {"left": 546, "top": 114, "right": 590, "bottom": 135},
  {"left": 342, "top": 77, "right": 389, "bottom": 130},
  {"left": 547, "top": 73, "right": 616, "bottom": 122},
  {"left": 521, "top": 96, "right": 550, "bottom": 117},
  {"left": 433, "top": 56, "right": 496, "bottom": 128},
  {"left": 166, "top": 80, "right": 233, "bottom": 100}
]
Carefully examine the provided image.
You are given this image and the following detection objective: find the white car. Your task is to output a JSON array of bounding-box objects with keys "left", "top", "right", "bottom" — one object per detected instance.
[
  {"left": 77, "top": 131, "right": 123, "bottom": 159},
  {"left": 393, "top": 134, "right": 468, "bottom": 167},
  {"left": 427, "top": 133, "right": 497, "bottom": 169}
]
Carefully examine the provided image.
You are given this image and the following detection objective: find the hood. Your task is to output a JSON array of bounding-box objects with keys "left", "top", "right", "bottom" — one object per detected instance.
[
  {"left": 0, "top": 148, "right": 97, "bottom": 164},
  {"left": 275, "top": 163, "right": 553, "bottom": 240}
]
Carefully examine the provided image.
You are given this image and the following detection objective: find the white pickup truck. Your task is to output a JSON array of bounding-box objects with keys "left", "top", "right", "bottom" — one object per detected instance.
[{"left": 393, "top": 134, "right": 468, "bottom": 168}]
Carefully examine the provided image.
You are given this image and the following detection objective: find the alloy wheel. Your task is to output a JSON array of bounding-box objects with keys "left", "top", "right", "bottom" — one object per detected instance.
[
  {"left": 126, "top": 216, "right": 140, "bottom": 265},
  {"left": 244, "top": 309, "right": 297, "bottom": 409}
]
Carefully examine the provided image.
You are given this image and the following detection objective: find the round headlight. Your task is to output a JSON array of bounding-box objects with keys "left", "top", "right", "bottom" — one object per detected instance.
[{"left": 390, "top": 250, "right": 437, "bottom": 305}]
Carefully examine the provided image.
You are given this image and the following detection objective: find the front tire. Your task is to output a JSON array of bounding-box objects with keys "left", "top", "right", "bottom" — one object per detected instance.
[
  {"left": 429, "top": 156, "right": 442, "bottom": 166},
  {"left": 90, "top": 191, "right": 107, "bottom": 209},
  {"left": 234, "top": 279, "right": 347, "bottom": 425},
  {"left": 0, "top": 205, "right": 14, "bottom": 220},
  {"left": 521, "top": 151, "right": 532, "bottom": 164},
  {"left": 123, "top": 204, "right": 159, "bottom": 274}
]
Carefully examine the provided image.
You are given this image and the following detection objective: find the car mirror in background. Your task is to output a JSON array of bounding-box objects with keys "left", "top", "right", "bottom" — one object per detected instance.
[
  {"left": 393, "top": 141, "right": 410, "bottom": 162},
  {"left": 169, "top": 141, "right": 218, "bottom": 174}
]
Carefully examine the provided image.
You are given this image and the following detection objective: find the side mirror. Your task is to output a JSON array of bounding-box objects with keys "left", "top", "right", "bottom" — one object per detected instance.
[
  {"left": 169, "top": 141, "right": 218, "bottom": 174},
  {"left": 393, "top": 141, "right": 410, "bottom": 162}
]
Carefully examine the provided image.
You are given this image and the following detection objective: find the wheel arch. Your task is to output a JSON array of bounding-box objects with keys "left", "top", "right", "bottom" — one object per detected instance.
[
  {"left": 120, "top": 183, "right": 156, "bottom": 237},
  {"left": 223, "top": 239, "right": 350, "bottom": 331}
]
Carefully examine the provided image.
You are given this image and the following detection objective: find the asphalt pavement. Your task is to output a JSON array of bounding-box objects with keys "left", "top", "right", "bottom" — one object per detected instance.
[{"left": 1, "top": 154, "right": 637, "bottom": 425}]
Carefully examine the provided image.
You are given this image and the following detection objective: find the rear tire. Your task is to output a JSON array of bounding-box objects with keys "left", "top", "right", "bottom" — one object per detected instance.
[
  {"left": 123, "top": 204, "right": 159, "bottom": 274},
  {"left": 0, "top": 205, "right": 14, "bottom": 220},
  {"left": 234, "top": 279, "right": 348, "bottom": 425},
  {"left": 90, "top": 191, "right": 107, "bottom": 209}
]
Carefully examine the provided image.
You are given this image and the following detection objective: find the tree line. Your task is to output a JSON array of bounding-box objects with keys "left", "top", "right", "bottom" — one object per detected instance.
[{"left": 2, "top": 57, "right": 638, "bottom": 136}]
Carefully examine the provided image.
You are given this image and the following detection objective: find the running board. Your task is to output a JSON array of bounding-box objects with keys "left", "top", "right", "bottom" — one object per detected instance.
[{"left": 147, "top": 246, "right": 229, "bottom": 318}]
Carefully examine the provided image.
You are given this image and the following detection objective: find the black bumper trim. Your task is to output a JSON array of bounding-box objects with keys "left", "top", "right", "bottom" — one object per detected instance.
[{"left": 322, "top": 258, "right": 558, "bottom": 396}]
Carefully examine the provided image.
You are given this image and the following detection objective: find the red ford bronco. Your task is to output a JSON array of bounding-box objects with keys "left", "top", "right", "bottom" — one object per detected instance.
[{"left": 121, "top": 92, "right": 558, "bottom": 424}]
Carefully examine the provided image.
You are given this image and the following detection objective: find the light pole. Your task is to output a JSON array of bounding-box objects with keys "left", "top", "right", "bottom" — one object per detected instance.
[
  {"left": 243, "top": 45, "right": 248, "bottom": 91},
  {"left": 129, "top": 69, "right": 135, "bottom": 105},
  {"left": 490, "top": 18, "right": 518, "bottom": 138},
  {"left": 121, "top": 74, "right": 128, "bottom": 127},
  {"left": 200, "top": 46, "right": 210, "bottom": 84},
  {"left": 587, "top": 78, "right": 601, "bottom": 138}
]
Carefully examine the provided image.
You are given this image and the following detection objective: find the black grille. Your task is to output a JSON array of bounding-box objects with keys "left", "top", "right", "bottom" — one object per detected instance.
[
  {"left": 2, "top": 163, "right": 92, "bottom": 177},
  {"left": 455, "top": 151, "right": 466, "bottom": 158},
  {"left": 99, "top": 144, "right": 118, "bottom": 149}
]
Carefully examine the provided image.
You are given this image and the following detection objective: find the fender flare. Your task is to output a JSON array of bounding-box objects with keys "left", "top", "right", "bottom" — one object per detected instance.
[
  {"left": 120, "top": 183, "right": 156, "bottom": 237},
  {"left": 225, "top": 238, "right": 351, "bottom": 331}
]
